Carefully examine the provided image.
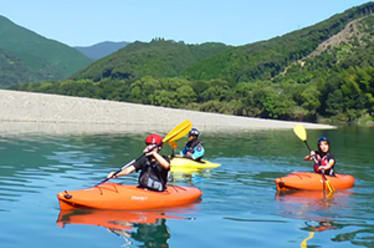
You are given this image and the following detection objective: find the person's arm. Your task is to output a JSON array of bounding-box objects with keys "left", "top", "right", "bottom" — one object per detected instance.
[
  {"left": 148, "top": 150, "right": 170, "bottom": 169},
  {"left": 107, "top": 165, "right": 136, "bottom": 179},
  {"left": 143, "top": 145, "right": 170, "bottom": 169},
  {"left": 304, "top": 150, "right": 316, "bottom": 161},
  {"left": 179, "top": 145, "right": 194, "bottom": 158},
  {"left": 180, "top": 146, "right": 188, "bottom": 156},
  {"left": 185, "top": 151, "right": 193, "bottom": 158},
  {"left": 319, "top": 158, "right": 335, "bottom": 171}
]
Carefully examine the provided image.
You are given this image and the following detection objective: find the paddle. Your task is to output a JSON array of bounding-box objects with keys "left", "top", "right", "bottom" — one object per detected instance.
[
  {"left": 96, "top": 120, "right": 192, "bottom": 186},
  {"left": 293, "top": 125, "right": 335, "bottom": 194}
]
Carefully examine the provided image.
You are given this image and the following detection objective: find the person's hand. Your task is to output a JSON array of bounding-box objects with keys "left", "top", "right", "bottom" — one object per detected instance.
[
  {"left": 107, "top": 171, "right": 117, "bottom": 179},
  {"left": 184, "top": 152, "right": 193, "bottom": 158},
  {"left": 144, "top": 144, "right": 156, "bottom": 153},
  {"left": 145, "top": 150, "right": 157, "bottom": 157},
  {"left": 310, "top": 151, "right": 316, "bottom": 157},
  {"left": 144, "top": 144, "right": 158, "bottom": 156},
  {"left": 318, "top": 166, "right": 326, "bottom": 171}
]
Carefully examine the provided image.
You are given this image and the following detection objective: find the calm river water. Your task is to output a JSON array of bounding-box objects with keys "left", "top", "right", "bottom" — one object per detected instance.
[{"left": 0, "top": 127, "right": 373, "bottom": 247}]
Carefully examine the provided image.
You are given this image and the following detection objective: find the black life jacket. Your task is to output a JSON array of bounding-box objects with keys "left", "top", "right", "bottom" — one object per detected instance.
[
  {"left": 136, "top": 156, "right": 170, "bottom": 192},
  {"left": 186, "top": 139, "right": 201, "bottom": 153}
]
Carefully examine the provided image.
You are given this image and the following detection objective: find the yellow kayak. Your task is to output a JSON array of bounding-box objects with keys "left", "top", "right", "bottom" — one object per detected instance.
[
  {"left": 170, "top": 157, "right": 221, "bottom": 170},
  {"left": 170, "top": 167, "right": 202, "bottom": 175}
]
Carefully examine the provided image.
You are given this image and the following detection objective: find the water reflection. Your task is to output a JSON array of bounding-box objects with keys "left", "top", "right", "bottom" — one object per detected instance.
[
  {"left": 57, "top": 209, "right": 171, "bottom": 247},
  {"left": 275, "top": 190, "right": 356, "bottom": 247},
  {"left": 302, "top": 220, "right": 343, "bottom": 232},
  {"left": 169, "top": 167, "right": 216, "bottom": 186},
  {"left": 57, "top": 206, "right": 197, "bottom": 248},
  {"left": 129, "top": 219, "right": 170, "bottom": 248},
  {"left": 300, "top": 220, "right": 374, "bottom": 247}
]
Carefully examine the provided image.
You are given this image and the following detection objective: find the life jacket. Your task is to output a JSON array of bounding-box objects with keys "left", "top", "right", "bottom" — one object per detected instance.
[
  {"left": 186, "top": 139, "right": 201, "bottom": 152},
  {"left": 136, "top": 156, "right": 169, "bottom": 192},
  {"left": 181, "top": 139, "right": 205, "bottom": 160},
  {"left": 313, "top": 151, "right": 335, "bottom": 176}
]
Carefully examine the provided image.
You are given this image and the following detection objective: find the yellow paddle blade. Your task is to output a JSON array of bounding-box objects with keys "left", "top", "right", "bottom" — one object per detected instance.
[
  {"left": 326, "top": 180, "right": 335, "bottom": 194},
  {"left": 163, "top": 120, "right": 192, "bottom": 143},
  {"left": 293, "top": 125, "right": 307, "bottom": 142},
  {"left": 322, "top": 173, "right": 335, "bottom": 194}
]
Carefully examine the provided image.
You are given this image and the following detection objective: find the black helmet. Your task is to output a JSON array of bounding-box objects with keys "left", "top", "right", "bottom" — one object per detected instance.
[{"left": 189, "top": 128, "right": 200, "bottom": 137}]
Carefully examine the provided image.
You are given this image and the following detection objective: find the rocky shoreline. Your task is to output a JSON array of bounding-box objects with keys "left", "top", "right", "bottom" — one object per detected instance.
[{"left": 0, "top": 89, "right": 335, "bottom": 136}]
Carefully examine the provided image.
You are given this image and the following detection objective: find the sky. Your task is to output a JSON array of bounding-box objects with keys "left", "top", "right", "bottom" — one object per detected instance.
[{"left": 0, "top": 0, "right": 371, "bottom": 47}]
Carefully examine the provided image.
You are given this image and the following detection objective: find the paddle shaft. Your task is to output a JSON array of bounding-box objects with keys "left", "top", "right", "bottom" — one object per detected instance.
[
  {"left": 95, "top": 159, "right": 136, "bottom": 186},
  {"left": 303, "top": 141, "right": 319, "bottom": 165}
]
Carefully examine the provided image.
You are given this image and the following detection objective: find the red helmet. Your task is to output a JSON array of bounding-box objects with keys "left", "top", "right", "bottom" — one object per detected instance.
[{"left": 145, "top": 134, "right": 163, "bottom": 145}]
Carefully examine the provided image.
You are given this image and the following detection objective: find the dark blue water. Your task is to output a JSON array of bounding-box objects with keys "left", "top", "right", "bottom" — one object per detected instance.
[{"left": 0, "top": 127, "right": 373, "bottom": 247}]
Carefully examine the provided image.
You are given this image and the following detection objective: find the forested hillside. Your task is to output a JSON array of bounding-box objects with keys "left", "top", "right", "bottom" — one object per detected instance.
[
  {"left": 13, "top": 3, "right": 374, "bottom": 125},
  {"left": 72, "top": 39, "right": 230, "bottom": 82},
  {"left": 0, "top": 15, "right": 92, "bottom": 87},
  {"left": 183, "top": 3, "right": 374, "bottom": 82}
]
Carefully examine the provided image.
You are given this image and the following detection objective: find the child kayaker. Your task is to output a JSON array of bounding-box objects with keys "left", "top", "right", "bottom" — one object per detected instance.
[
  {"left": 304, "top": 136, "right": 335, "bottom": 176},
  {"left": 179, "top": 128, "right": 205, "bottom": 160},
  {"left": 107, "top": 134, "right": 170, "bottom": 192}
]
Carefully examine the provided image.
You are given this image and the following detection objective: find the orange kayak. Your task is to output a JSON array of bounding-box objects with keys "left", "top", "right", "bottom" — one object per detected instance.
[
  {"left": 57, "top": 183, "right": 202, "bottom": 210},
  {"left": 275, "top": 172, "right": 355, "bottom": 191}
]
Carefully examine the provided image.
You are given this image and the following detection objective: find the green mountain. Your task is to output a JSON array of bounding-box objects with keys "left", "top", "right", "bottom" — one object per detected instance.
[
  {"left": 183, "top": 2, "right": 374, "bottom": 82},
  {"left": 72, "top": 39, "right": 231, "bottom": 82},
  {"left": 74, "top": 41, "right": 130, "bottom": 60},
  {"left": 14, "top": 2, "right": 374, "bottom": 125},
  {"left": 0, "top": 15, "right": 92, "bottom": 87},
  {"left": 71, "top": 2, "right": 374, "bottom": 85},
  {"left": 0, "top": 48, "right": 38, "bottom": 87}
]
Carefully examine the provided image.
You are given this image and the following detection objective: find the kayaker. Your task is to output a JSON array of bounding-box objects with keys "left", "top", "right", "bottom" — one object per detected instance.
[
  {"left": 107, "top": 134, "right": 170, "bottom": 192},
  {"left": 304, "top": 136, "right": 335, "bottom": 176},
  {"left": 179, "top": 128, "right": 205, "bottom": 160}
]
